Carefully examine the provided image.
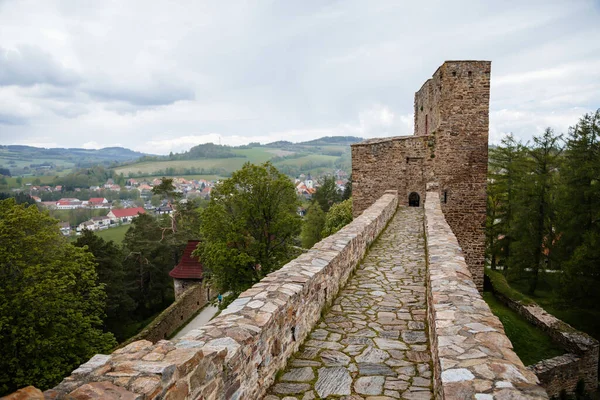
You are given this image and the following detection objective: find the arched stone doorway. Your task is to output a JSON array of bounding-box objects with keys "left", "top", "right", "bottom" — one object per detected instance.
[{"left": 408, "top": 192, "right": 420, "bottom": 207}]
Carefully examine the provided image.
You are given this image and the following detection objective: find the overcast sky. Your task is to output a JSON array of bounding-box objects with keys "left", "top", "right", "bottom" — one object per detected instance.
[{"left": 1, "top": 0, "right": 599, "bottom": 154}]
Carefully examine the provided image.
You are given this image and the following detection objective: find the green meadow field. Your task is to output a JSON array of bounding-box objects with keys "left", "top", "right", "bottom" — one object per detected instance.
[
  {"left": 112, "top": 145, "right": 349, "bottom": 178},
  {"left": 93, "top": 224, "right": 130, "bottom": 244}
]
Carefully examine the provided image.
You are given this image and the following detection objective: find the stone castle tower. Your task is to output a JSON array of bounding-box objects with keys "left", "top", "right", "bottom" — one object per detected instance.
[{"left": 351, "top": 60, "right": 491, "bottom": 290}]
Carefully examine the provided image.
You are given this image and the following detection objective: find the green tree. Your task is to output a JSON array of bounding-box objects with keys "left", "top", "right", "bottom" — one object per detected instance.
[
  {"left": 313, "top": 176, "right": 341, "bottom": 212},
  {"left": 301, "top": 203, "right": 326, "bottom": 248},
  {"left": 152, "top": 177, "right": 181, "bottom": 202},
  {"left": 15, "top": 177, "right": 22, "bottom": 186},
  {"left": 488, "top": 135, "right": 527, "bottom": 273},
  {"left": 198, "top": 162, "right": 301, "bottom": 294},
  {"left": 322, "top": 198, "right": 353, "bottom": 237},
  {"left": 0, "top": 199, "right": 116, "bottom": 395},
  {"left": 509, "top": 128, "right": 562, "bottom": 294},
  {"left": 74, "top": 231, "right": 137, "bottom": 341},
  {"left": 150, "top": 194, "right": 162, "bottom": 207},
  {"left": 485, "top": 180, "right": 503, "bottom": 270},
  {"left": 342, "top": 176, "right": 352, "bottom": 201},
  {"left": 557, "top": 109, "right": 600, "bottom": 305},
  {"left": 122, "top": 214, "right": 175, "bottom": 318}
]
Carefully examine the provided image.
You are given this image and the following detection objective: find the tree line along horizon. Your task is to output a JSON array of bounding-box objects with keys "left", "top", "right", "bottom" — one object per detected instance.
[
  {"left": 0, "top": 162, "right": 352, "bottom": 395},
  {"left": 0, "top": 108, "right": 598, "bottom": 395}
]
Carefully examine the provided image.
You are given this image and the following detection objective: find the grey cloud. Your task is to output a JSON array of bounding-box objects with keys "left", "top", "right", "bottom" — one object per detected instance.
[
  {"left": 84, "top": 77, "right": 195, "bottom": 106},
  {"left": 0, "top": 0, "right": 599, "bottom": 150},
  {"left": 0, "top": 45, "right": 80, "bottom": 87},
  {"left": 0, "top": 112, "right": 28, "bottom": 125}
]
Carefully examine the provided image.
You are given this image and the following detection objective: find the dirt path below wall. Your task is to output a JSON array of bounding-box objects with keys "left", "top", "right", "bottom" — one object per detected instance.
[{"left": 264, "top": 207, "right": 433, "bottom": 399}]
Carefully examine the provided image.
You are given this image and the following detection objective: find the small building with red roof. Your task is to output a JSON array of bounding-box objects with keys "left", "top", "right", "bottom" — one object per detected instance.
[
  {"left": 107, "top": 207, "right": 146, "bottom": 223},
  {"left": 169, "top": 240, "right": 204, "bottom": 298},
  {"left": 88, "top": 197, "right": 109, "bottom": 208}
]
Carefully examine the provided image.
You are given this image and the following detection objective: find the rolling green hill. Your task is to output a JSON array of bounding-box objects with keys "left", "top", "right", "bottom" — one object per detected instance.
[
  {"left": 113, "top": 137, "right": 363, "bottom": 179},
  {"left": 0, "top": 145, "right": 147, "bottom": 177}
]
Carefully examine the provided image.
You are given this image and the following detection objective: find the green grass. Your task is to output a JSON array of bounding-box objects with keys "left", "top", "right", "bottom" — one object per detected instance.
[
  {"left": 141, "top": 174, "right": 223, "bottom": 181},
  {"left": 485, "top": 269, "right": 534, "bottom": 305},
  {"left": 113, "top": 149, "right": 344, "bottom": 178},
  {"left": 93, "top": 225, "right": 130, "bottom": 244},
  {"left": 113, "top": 147, "right": 276, "bottom": 177},
  {"left": 231, "top": 147, "right": 276, "bottom": 163},
  {"left": 1, "top": 175, "right": 59, "bottom": 189},
  {"left": 274, "top": 154, "right": 338, "bottom": 166},
  {"left": 113, "top": 159, "right": 241, "bottom": 176},
  {"left": 483, "top": 292, "right": 564, "bottom": 365},
  {"left": 510, "top": 275, "right": 600, "bottom": 344}
]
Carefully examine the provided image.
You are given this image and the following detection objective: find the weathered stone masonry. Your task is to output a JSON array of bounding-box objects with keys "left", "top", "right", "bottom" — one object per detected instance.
[
  {"left": 490, "top": 284, "right": 599, "bottom": 398},
  {"left": 352, "top": 60, "right": 490, "bottom": 291},
  {"left": 38, "top": 192, "right": 399, "bottom": 400},
  {"left": 424, "top": 190, "right": 547, "bottom": 399}
]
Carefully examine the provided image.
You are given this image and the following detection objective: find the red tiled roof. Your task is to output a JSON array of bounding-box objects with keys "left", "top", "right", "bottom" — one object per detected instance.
[
  {"left": 89, "top": 197, "right": 106, "bottom": 204},
  {"left": 110, "top": 207, "right": 146, "bottom": 218},
  {"left": 169, "top": 241, "right": 203, "bottom": 280}
]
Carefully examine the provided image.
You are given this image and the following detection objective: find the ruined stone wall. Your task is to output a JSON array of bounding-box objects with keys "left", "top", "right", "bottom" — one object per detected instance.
[
  {"left": 352, "top": 60, "right": 490, "bottom": 290},
  {"left": 424, "top": 190, "right": 548, "bottom": 399},
  {"left": 432, "top": 61, "right": 490, "bottom": 290},
  {"left": 351, "top": 136, "right": 430, "bottom": 217},
  {"left": 414, "top": 72, "right": 442, "bottom": 137},
  {"left": 490, "top": 289, "right": 599, "bottom": 397},
  {"left": 42, "top": 192, "right": 399, "bottom": 400},
  {"left": 119, "top": 283, "right": 213, "bottom": 346}
]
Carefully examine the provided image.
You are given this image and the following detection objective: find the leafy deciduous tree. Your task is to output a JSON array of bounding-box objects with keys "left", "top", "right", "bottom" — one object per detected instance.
[
  {"left": 0, "top": 199, "right": 116, "bottom": 395},
  {"left": 198, "top": 162, "right": 301, "bottom": 294},
  {"left": 301, "top": 203, "right": 326, "bottom": 248},
  {"left": 74, "top": 231, "right": 136, "bottom": 341},
  {"left": 322, "top": 198, "right": 353, "bottom": 237}
]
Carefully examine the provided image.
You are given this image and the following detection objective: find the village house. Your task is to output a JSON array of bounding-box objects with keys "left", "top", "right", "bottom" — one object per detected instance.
[
  {"left": 56, "top": 198, "right": 83, "bottom": 210},
  {"left": 155, "top": 204, "right": 173, "bottom": 215},
  {"left": 90, "top": 215, "right": 112, "bottom": 229},
  {"left": 87, "top": 197, "right": 109, "bottom": 208},
  {"left": 107, "top": 207, "right": 146, "bottom": 223},
  {"left": 58, "top": 222, "right": 71, "bottom": 236},
  {"left": 77, "top": 220, "right": 96, "bottom": 232},
  {"left": 137, "top": 184, "right": 153, "bottom": 193}
]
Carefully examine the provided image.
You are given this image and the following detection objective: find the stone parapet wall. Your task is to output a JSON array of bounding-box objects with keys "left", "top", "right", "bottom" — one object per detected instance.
[
  {"left": 490, "top": 285, "right": 599, "bottom": 397},
  {"left": 424, "top": 190, "right": 548, "bottom": 399},
  {"left": 351, "top": 135, "right": 431, "bottom": 217},
  {"left": 119, "top": 283, "right": 213, "bottom": 347},
  {"left": 42, "top": 191, "right": 399, "bottom": 400}
]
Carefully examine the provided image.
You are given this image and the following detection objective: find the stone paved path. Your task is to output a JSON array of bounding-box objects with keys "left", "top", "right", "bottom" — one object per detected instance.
[{"left": 265, "top": 208, "right": 433, "bottom": 400}]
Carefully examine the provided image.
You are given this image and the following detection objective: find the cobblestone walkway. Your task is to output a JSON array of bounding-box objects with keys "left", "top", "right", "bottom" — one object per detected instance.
[{"left": 265, "top": 207, "right": 433, "bottom": 400}]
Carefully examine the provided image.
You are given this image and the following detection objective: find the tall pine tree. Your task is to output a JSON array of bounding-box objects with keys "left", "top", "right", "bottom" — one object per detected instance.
[
  {"left": 557, "top": 109, "right": 600, "bottom": 304},
  {"left": 488, "top": 134, "right": 527, "bottom": 273},
  {"left": 509, "top": 128, "right": 562, "bottom": 294}
]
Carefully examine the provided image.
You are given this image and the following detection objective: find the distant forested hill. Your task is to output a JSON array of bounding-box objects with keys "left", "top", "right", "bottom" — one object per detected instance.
[
  {"left": 297, "top": 136, "right": 363, "bottom": 146},
  {"left": 0, "top": 145, "right": 145, "bottom": 164},
  {"left": 138, "top": 143, "right": 242, "bottom": 162}
]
